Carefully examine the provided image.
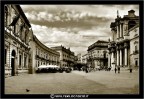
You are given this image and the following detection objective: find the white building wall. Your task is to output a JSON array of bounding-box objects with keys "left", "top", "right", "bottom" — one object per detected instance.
[{"left": 129, "top": 26, "right": 139, "bottom": 68}]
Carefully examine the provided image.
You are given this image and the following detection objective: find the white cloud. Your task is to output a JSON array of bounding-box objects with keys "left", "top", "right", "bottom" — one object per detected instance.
[{"left": 21, "top": 5, "right": 139, "bottom": 55}]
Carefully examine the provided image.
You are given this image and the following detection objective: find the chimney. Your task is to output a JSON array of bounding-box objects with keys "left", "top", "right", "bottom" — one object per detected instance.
[{"left": 128, "top": 10, "right": 135, "bottom": 17}]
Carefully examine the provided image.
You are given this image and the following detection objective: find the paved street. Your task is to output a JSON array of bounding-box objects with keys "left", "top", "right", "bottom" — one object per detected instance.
[{"left": 5, "top": 70, "right": 139, "bottom": 94}]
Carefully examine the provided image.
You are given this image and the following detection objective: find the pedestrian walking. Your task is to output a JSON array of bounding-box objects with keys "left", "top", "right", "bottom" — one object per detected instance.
[
  {"left": 85, "top": 66, "right": 88, "bottom": 73},
  {"left": 118, "top": 67, "right": 120, "bottom": 73},
  {"left": 114, "top": 67, "right": 117, "bottom": 73},
  {"left": 129, "top": 65, "right": 132, "bottom": 73}
]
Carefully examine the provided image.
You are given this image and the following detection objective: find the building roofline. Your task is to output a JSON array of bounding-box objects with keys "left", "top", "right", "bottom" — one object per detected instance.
[
  {"left": 33, "top": 35, "right": 60, "bottom": 56},
  {"left": 51, "top": 46, "right": 75, "bottom": 55},
  {"left": 16, "top": 5, "right": 31, "bottom": 28},
  {"left": 88, "top": 40, "right": 109, "bottom": 51}
]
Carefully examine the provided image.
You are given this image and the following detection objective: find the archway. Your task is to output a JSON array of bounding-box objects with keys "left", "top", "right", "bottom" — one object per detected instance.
[{"left": 11, "top": 50, "right": 16, "bottom": 76}]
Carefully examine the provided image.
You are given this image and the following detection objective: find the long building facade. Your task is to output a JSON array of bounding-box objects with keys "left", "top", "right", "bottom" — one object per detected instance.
[
  {"left": 4, "top": 5, "right": 32, "bottom": 76},
  {"left": 51, "top": 46, "right": 75, "bottom": 68},
  {"left": 87, "top": 40, "right": 109, "bottom": 70},
  {"left": 108, "top": 10, "right": 139, "bottom": 70},
  {"left": 29, "top": 35, "right": 60, "bottom": 74}
]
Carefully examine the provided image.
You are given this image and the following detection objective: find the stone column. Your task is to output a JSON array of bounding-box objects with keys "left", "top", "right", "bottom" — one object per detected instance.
[
  {"left": 17, "top": 49, "right": 19, "bottom": 69},
  {"left": 123, "top": 24, "right": 125, "bottom": 36},
  {"left": 117, "top": 50, "right": 119, "bottom": 67},
  {"left": 120, "top": 24, "right": 121, "bottom": 37},
  {"left": 26, "top": 54, "right": 29, "bottom": 68},
  {"left": 7, "top": 46, "right": 10, "bottom": 68},
  {"left": 124, "top": 48, "right": 127, "bottom": 66},
  {"left": 108, "top": 52, "right": 111, "bottom": 68},
  {"left": 120, "top": 49, "right": 122, "bottom": 66},
  {"left": 118, "top": 25, "right": 120, "bottom": 38},
  {"left": 124, "top": 21, "right": 128, "bottom": 36},
  {"left": 111, "top": 48, "right": 115, "bottom": 70},
  {"left": 124, "top": 43, "right": 128, "bottom": 66},
  {"left": 111, "top": 52, "right": 113, "bottom": 68},
  {"left": 22, "top": 52, "right": 25, "bottom": 69},
  {"left": 117, "top": 25, "right": 119, "bottom": 39}
]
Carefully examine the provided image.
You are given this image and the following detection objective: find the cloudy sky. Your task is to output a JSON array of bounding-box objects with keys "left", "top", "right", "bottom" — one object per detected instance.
[{"left": 21, "top": 5, "right": 139, "bottom": 55}]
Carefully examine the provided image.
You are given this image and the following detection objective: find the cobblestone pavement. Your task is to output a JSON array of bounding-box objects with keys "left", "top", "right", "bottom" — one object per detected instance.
[{"left": 5, "top": 70, "right": 139, "bottom": 94}]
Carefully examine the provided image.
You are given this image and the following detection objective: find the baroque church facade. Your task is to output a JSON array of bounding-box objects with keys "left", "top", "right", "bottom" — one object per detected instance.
[{"left": 108, "top": 10, "right": 139, "bottom": 70}]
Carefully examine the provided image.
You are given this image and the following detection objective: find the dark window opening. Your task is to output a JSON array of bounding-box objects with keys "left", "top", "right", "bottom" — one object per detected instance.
[
  {"left": 104, "top": 53, "right": 106, "bottom": 58},
  {"left": 19, "top": 55, "right": 21, "bottom": 67},
  {"left": 128, "top": 21, "right": 136, "bottom": 30},
  {"left": 135, "top": 60, "right": 138, "bottom": 66}
]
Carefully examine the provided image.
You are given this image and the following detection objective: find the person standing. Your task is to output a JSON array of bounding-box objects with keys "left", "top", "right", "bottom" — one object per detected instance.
[
  {"left": 129, "top": 65, "right": 132, "bottom": 73},
  {"left": 114, "top": 67, "right": 117, "bottom": 73}
]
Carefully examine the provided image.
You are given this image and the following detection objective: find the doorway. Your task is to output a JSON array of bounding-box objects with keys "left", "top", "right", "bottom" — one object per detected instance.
[
  {"left": 11, "top": 50, "right": 16, "bottom": 76},
  {"left": 135, "top": 60, "right": 138, "bottom": 66}
]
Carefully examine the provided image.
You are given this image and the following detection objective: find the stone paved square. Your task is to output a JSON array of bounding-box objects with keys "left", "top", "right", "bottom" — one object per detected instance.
[{"left": 5, "top": 70, "right": 139, "bottom": 94}]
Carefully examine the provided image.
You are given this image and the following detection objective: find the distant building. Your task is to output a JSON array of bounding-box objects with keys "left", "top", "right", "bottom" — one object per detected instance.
[
  {"left": 77, "top": 53, "right": 82, "bottom": 63},
  {"left": 108, "top": 10, "right": 139, "bottom": 70},
  {"left": 51, "top": 46, "right": 75, "bottom": 68},
  {"left": 87, "top": 40, "right": 109, "bottom": 69},
  {"left": 82, "top": 54, "right": 88, "bottom": 64},
  {"left": 29, "top": 35, "right": 60, "bottom": 74},
  {"left": 4, "top": 5, "right": 32, "bottom": 76}
]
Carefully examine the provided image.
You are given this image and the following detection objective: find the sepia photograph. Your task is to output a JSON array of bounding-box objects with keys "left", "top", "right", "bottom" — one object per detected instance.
[{"left": 2, "top": 1, "right": 143, "bottom": 98}]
